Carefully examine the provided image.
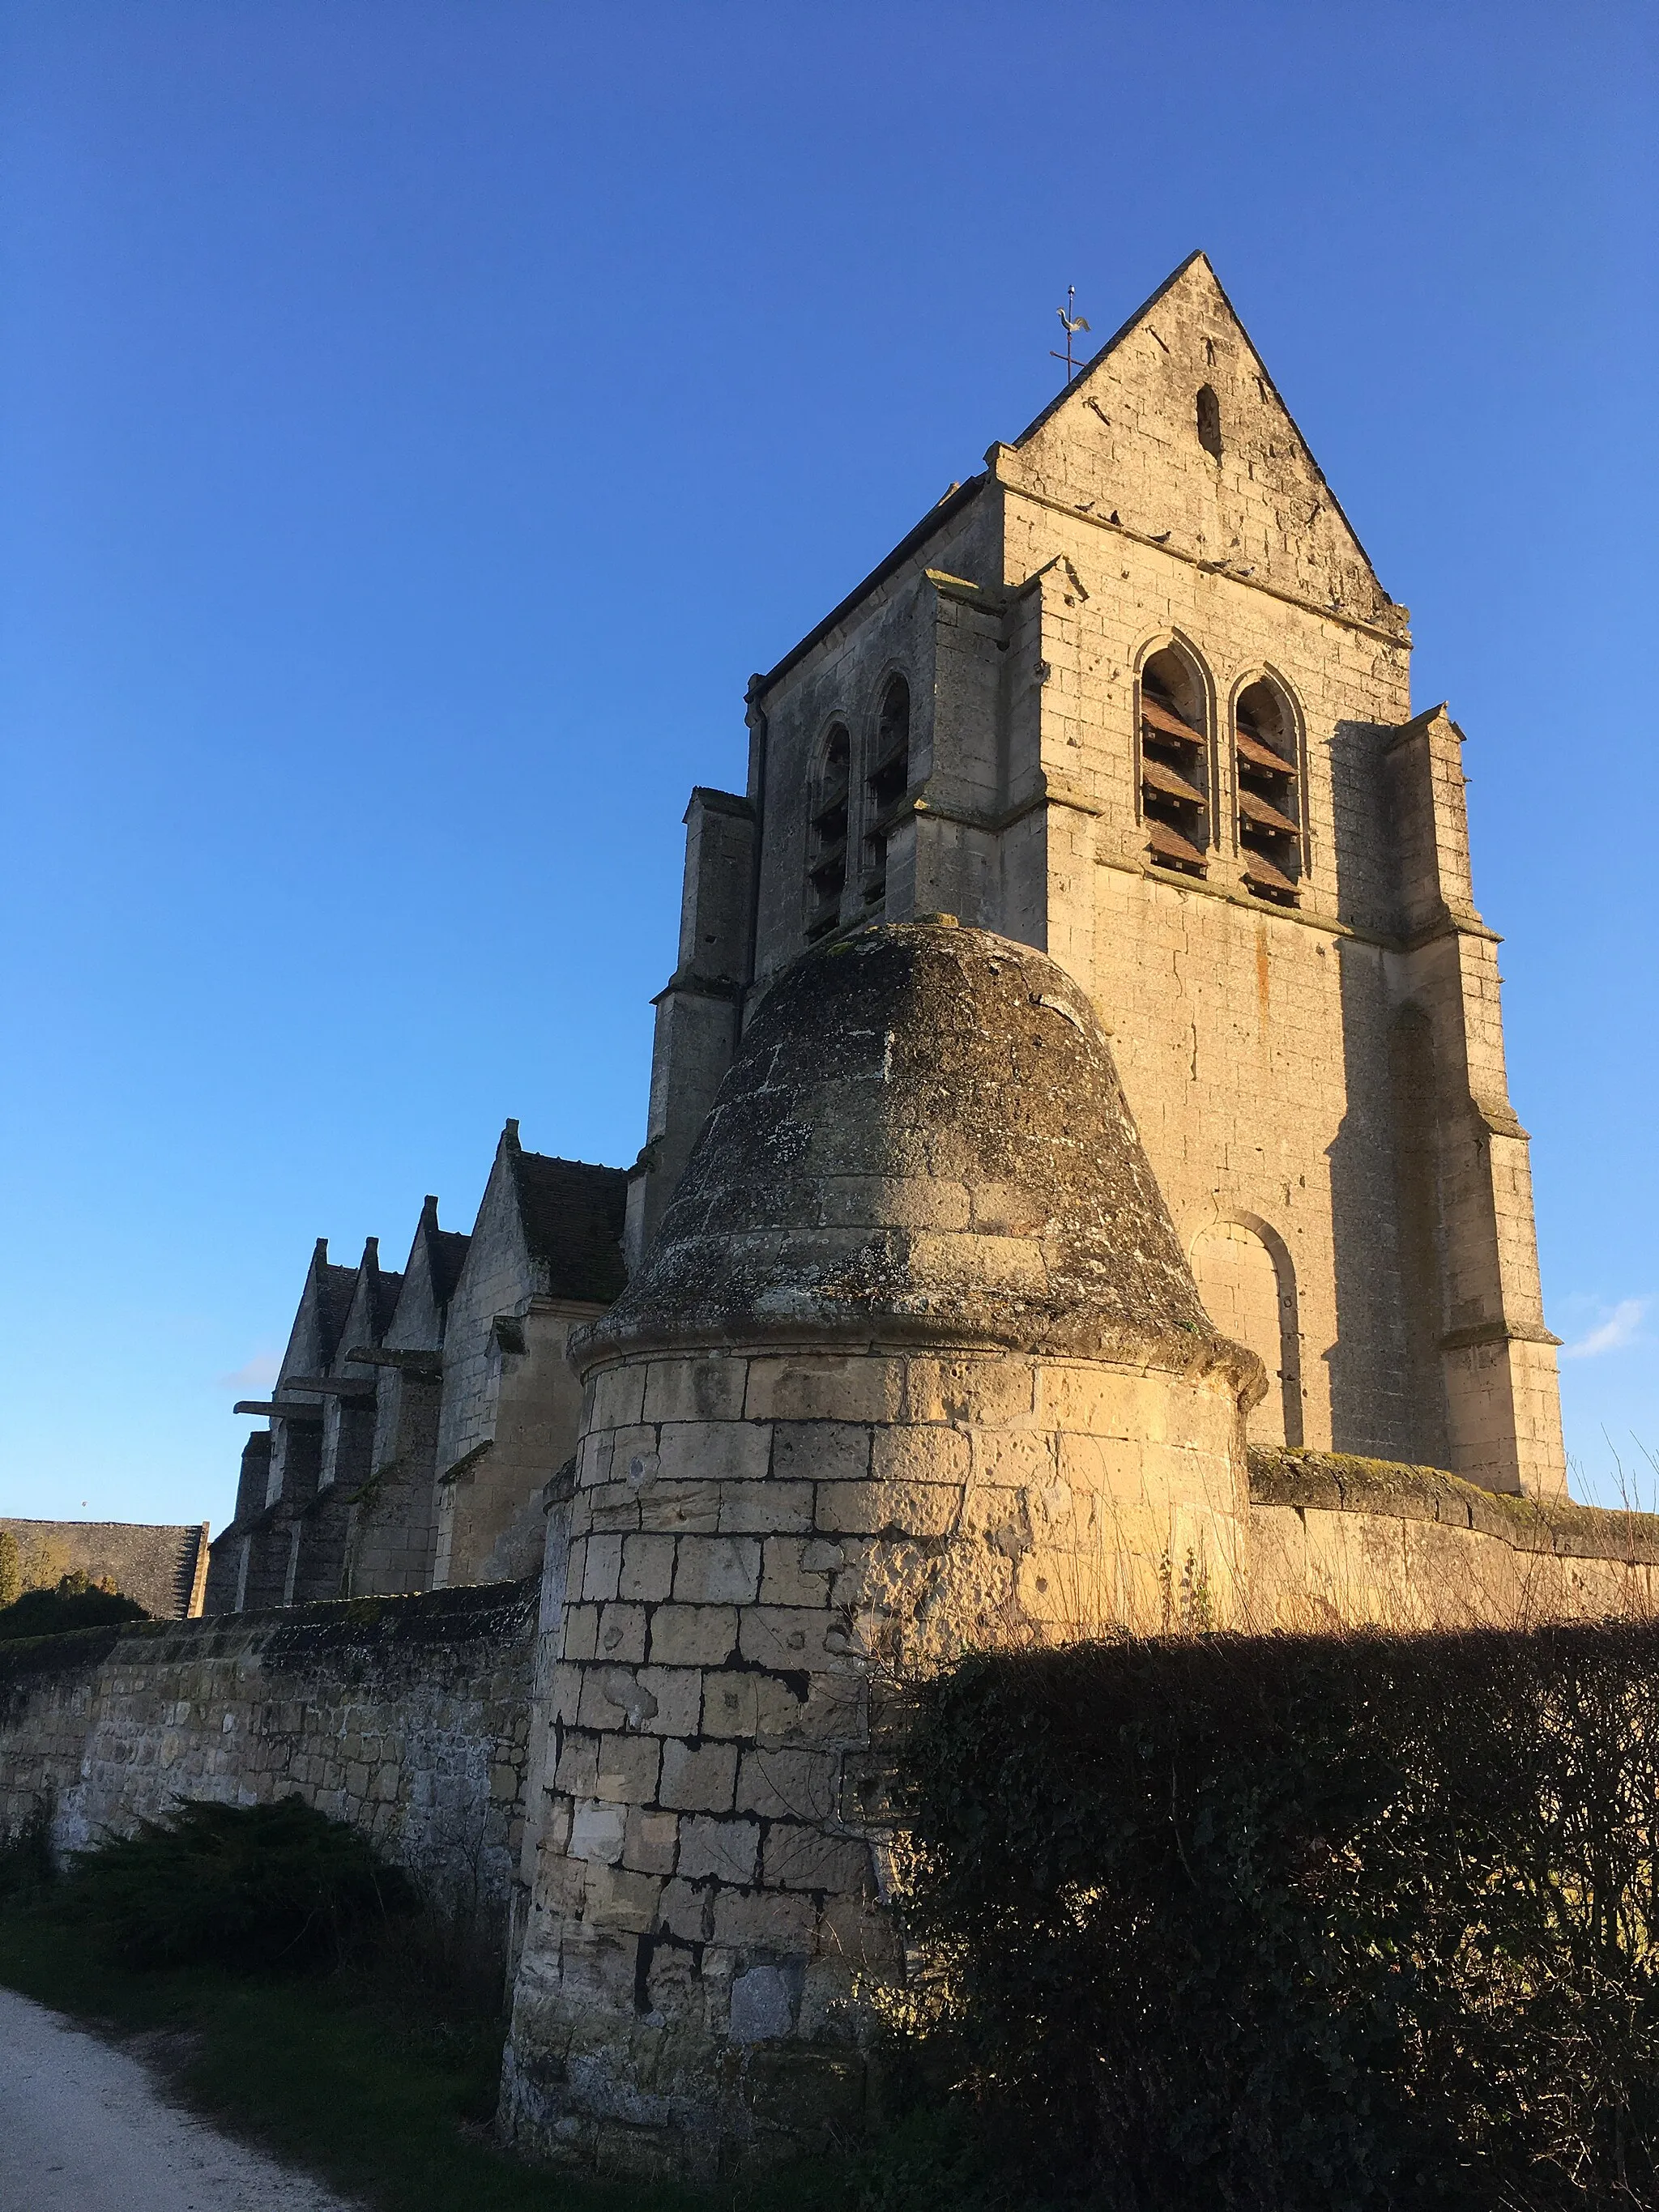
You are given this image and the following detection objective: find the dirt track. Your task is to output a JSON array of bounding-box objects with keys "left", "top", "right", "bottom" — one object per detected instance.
[{"left": 0, "top": 1984, "right": 356, "bottom": 2210}]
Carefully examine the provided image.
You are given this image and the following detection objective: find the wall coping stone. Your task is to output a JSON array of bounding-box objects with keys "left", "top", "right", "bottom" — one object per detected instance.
[{"left": 1250, "top": 1449, "right": 1659, "bottom": 1565}]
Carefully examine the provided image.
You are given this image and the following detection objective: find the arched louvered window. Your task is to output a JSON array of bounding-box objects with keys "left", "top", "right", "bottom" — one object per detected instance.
[
  {"left": 864, "top": 675, "right": 911, "bottom": 906},
  {"left": 1234, "top": 679, "right": 1302, "bottom": 904},
  {"left": 806, "top": 723, "right": 851, "bottom": 941},
  {"left": 1138, "top": 647, "right": 1210, "bottom": 877}
]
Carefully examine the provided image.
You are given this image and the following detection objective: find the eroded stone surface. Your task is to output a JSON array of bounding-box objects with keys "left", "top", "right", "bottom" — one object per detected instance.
[{"left": 502, "top": 924, "right": 1260, "bottom": 2174}]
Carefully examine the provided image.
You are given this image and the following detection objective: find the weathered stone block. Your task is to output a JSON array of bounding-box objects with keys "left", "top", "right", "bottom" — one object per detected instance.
[
  {"left": 712, "top": 1887, "right": 818, "bottom": 1953},
  {"left": 759, "top": 1538, "right": 834, "bottom": 1607},
  {"left": 595, "top": 1733, "right": 662, "bottom": 1805},
  {"left": 753, "top": 1670, "right": 864, "bottom": 1745},
  {"left": 738, "top": 1746, "right": 839, "bottom": 1822},
  {"left": 672, "top": 1536, "right": 762, "bottom": 1605},
  {"left": 623, "top": 1805, "right": 680, "bottom": 1875},
  {"left": 657, "top": 1422, "right": 772, "bottom": 1486},
  {"left": 676, "top": 1815, "right": 759, "bottom": 1885},
  {"left": 659, "top": 1738, "right": 739, "bottom": 1813},
  {"left": 618, "top": 1533, "right": 676, "bottom": 1603},
  {"left": 763, "top": 1822, "right": 871, "bottom": 1895},
  {"left": 646, "top": 1605, "right": 740, "bottom": 1667},
  {"left": 642, "top": 1357, "right": 748, "bottom": 1426},
  {"left": 870, "top": 1426, "right": 971, "bottom": 1487},
  {"left": 814, "top": 1482, "right": 962, "bottom": 1536},
  {"left": 737, "top": 1607, "right": 842, "bottom": 1671},
  {"left": 692, "top": 1670, "right": 753, "bottom": 1740},
  {"left": 744, "top": 1358, "right": 905, "bottom": 1425},
  {"left": 554, "top": 1730, "right": 599, "bottom": 1795},
  {"left": 591, "top": 1367, "right": 647, "bottom": 1431},
  {"left": 636, "top": 1481, "right": 721, "bottom": 1535},
  {"left": 569, "top": 1798, "right": 626, "bottom": 1866},
  {"left": 584, "top": 1863, "right": 662, "bottom": 1933},
  {"left": 770, "top": 1424, "right": 871, "bottom": 1486},
  {"left": 656, "top": 1875, "right": 711, "bottom": 1942},
  {"left": 718, "top": 1481, "right": 815, "bottom": 1536},
  {"left": 595, "top": 1603, "right": 648, "bottom": 1664},
  {"left": 629, "top": 1666, "right": 704, "bottom": 1737}
]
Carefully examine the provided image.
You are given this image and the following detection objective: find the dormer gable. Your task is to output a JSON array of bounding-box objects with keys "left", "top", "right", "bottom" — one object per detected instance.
[
  {"left": 454, "top": 1120, "right": 629, "bottom": 1319},
  {"left": 275, "top": 1238, "right": 357, "bottom": 1392},
  {"left": 330, "top": 1237, "right": 403, "bottom": 1377},
  {"left": 996, "top": 252, "right": 1404, "bottom": 633},
  {"left": 383, "top": 1196, "right": 469, "bottom": 1354}
]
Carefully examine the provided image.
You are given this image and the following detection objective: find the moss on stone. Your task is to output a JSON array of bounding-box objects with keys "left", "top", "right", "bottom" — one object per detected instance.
[{"left": 1250, "top": 1447, "right": 1659, "bottom": 1564}]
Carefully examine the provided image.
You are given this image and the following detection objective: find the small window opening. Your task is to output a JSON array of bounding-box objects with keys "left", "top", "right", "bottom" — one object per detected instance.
[
  {"left": 1196, "top": 384, "right": 1223, "bottom": 461},
  {"left": 1235, "top": 680, "right": 1301, "bottom": 905},
  {"left": 864, "top": 676, "right": 911, "bottom": 906},
  {"left": 1139, "top": 650, "right": 1209, "bottom": 877},
  {"left": 806, "top": 722, "right": 851, "bottom": 940}
]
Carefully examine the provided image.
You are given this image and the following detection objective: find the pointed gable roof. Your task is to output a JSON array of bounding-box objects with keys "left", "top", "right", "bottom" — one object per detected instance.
[
  {"left": 331, "top": 1236, "right": 404, "bottom": 1373},
  {"left": 499, "top": 1120, "right": 629, "bottom": 1306},
  {"left": 378, "top": 1196, "right": 469, "bottom": 1356},
  {"left": 757, "top": 254, "right": 1403, "bottom": 699},
  {"left": 1000, "top": 252, "right": 1399, "bottom": 628},
  {"left": 414, "top": 1193, "right": 471, "bottom": 1310},
  {"left": 276, "top": 1238, "right": 359, "bottom": 1387}
]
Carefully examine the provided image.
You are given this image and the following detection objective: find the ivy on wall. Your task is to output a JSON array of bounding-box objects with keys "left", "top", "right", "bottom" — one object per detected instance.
[{"left": 896, "top": 1624, "right": 1659, "bottom": 2211}]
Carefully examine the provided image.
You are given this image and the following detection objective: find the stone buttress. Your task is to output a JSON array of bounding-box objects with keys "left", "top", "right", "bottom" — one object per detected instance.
[{"left": 501, "top": 920, "right": 1261, "bottom": 2176}]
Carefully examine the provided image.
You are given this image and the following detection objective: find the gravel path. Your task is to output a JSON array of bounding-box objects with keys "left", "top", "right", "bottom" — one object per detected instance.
[{"left": 0, "top": 1984, "right": 358, "bottom": 2211}]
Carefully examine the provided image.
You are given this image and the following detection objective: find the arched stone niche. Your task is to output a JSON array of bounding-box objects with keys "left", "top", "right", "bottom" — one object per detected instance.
[{"left": 1188, "top": 1217, "right": 1302, "bottom": 1447}]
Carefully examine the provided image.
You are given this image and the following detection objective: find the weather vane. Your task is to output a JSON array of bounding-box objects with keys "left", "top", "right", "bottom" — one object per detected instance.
[{"left": 1051, "top": 286, "right": 1091, "bottom": 387}]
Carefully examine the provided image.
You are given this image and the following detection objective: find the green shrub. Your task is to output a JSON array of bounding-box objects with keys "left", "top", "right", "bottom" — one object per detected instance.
[
  {"left": 898, "top": 1623, "right": 1659, "bottom": 2212},
  {"left": 63, "top": 1795, "right": 420, "bottom": 1971},
  {"left": 0, "top": 1529, "right": 20, "bottom": 1610},
  {"left": 0, "top": 1571, "right": 148, "bottom": 1641},
  {"left": 0, "top": 1802, "right": 55, "bottom": 1905}
]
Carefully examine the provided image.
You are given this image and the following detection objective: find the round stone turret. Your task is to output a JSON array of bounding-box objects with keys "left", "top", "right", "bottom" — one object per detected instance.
[
  {"left": 502, "top": 923, "right": 1262, "bottom": 2177},
  {"left": 591, "top": 918, "right": 1238, "bottom": 1370}
]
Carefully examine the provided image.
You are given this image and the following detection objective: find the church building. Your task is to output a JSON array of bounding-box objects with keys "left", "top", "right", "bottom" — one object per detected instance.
[{"left": 208, "top": 249, "right": 1566, "bottom": 1629}]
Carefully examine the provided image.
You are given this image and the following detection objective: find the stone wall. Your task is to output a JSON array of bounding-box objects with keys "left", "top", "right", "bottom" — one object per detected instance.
[
  {"left": 0, "top": 1580, "right": 537, "bottom": 1956},
  {"left": 2, "top": 1518, "right": 210, "bottom": 1620},
  {"left": 1248, "top": 1449, "right": 1659, "bottom": 1630}
]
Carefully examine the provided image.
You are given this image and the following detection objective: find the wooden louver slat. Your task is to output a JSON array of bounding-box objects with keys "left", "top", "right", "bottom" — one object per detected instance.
[
  {"left": 1146, "top": 819, "right": 1207, "bottom": 867},
  {"left": 1239, "top": 788, "right": 1301, "bottom": 837},
  {"left": 1235, "top": 727, "right": 1296, "bottom": 777},
  {"left": 1141, "top": 757, "right": 1207, "bottom": 808},
  {"left": 1241, "top": 845, "right": 1299, "bottom": 894},
  {"left": 1141, "top": 697, "right": 1205, "bottom": 747}
]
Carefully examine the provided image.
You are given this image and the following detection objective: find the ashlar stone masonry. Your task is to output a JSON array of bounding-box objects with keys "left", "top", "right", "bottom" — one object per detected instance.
[
  {"left": 500, "top": 923, "right": 1264, "bottom": 2173},
  {"left": 136, "top": 249, "right": 1623, "bottom": 2184}
]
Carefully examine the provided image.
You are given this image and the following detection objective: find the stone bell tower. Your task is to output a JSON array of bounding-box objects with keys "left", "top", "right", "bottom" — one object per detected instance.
[
  {"left": 630, "top": 251, "right": 1566, "bottom": 1502},
  {"left": 503, "top": 920, "right": 1261, "bottom": 2175}
]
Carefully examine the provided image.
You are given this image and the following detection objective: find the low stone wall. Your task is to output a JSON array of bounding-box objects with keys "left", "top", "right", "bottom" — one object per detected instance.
[
  {"left": 1249, "top": 1450, "right": 1659, "bottom": 1630},
  {"left": 0, "top": 1580, "right": 537, "bottom": 1956}
]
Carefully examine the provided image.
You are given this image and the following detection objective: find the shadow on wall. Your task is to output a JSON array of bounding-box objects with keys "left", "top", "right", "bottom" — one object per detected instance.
[{"left": 1324, "top": 717, "right": 1421, "bottom": 1462}]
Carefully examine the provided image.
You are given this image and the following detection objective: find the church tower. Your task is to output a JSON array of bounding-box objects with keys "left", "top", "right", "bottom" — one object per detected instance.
[{"left": 632, "top": 253, "right": 1566, "bottom": 1498}]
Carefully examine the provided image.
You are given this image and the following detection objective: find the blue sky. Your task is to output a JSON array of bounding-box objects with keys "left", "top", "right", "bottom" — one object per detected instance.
[{"left": 1, "top": 1, "right": 1654, "bottom": 1528}]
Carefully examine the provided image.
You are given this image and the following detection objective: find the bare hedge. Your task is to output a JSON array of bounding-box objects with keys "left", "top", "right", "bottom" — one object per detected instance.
[{"left": 897, "top": 1624, "right": 1659, "bottom": 2210}]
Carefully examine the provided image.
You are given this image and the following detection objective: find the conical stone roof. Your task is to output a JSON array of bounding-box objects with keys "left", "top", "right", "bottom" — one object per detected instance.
[{"left": 582, "top": 923, "right": 1256, "bottom": 1387}]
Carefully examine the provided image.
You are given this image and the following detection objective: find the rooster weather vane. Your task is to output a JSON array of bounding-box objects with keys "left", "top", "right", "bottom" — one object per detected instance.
[{"left": 1051, "top": 287, "right": 1091, "bottom": 387}]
